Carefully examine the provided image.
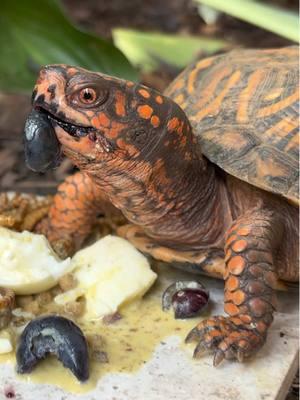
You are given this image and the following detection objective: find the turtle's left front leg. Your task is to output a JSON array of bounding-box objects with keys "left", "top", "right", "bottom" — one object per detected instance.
[{"left": 186, "top": 209, "right": 283, "bottom": 365}]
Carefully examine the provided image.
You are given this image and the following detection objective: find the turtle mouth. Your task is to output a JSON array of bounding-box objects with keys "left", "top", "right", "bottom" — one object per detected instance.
[
  {"left": 34, "top": 105, "right": 116, "bottom": 154},
  {"left": 35, "top": 106, "right": 95, "bottom": 139}
]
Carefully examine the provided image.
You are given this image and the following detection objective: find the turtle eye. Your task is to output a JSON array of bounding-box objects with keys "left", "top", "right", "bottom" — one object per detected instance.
[
  {"left": 79, "top": 88, "right": 97, "bottom": 104},
  {"left": 71, "top": 86, "right": 108, "bottom": 108}
]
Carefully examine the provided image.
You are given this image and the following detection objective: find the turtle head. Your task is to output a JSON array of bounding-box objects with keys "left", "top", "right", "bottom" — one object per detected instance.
[
  {"left": 29, "top": 64, "right": 201, "bottom": 198},
  {"left": 28, "top": 64, "right": 208, "bottom": 243}
]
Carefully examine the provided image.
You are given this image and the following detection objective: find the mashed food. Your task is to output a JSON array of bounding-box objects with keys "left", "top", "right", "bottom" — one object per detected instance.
[{"left": 55, "top": 235, "right": 157, "bottom": 320}]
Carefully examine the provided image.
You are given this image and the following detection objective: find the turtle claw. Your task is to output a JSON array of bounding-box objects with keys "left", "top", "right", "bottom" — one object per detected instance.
[
  {"left": 213, "top": 349, "right": 225, "bottom": 366},
  {"left": 186, "top": 315, "right": 266, "bottom": 366},
  {"left": 193, "top": 341, "right": 207, "bottom": 359},
  {"left": 185, "top": 327, "right": 202, "bottom": 343},
  {"left": 237, "top": 349, "right": 245, "bottom": 363}
]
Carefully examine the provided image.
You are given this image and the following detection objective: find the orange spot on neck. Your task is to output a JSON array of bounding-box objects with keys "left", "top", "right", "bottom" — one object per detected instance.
[
  {"left": 156, "top": 96, "right": 163, "bottom": 104},
  {"left": 137, "top": 105, "right": 153, "bottom": 119},
  {"left": 92, "top": 113, "right": 110, "bottom": 128},
  {"left": 115, "top": 91, "right": 126, "bottom": 117},
  {"left": 167, "top": 117, "right": 180, "bottom": 131},
  {"left": 138, "top": 89, "right": 150, "bottom": 99},
  {"left": 150, "top": 115, "right": 160, "bottom": 128}
]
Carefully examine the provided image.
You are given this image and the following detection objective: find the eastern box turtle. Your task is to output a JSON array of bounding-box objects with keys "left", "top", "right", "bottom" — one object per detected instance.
[{"left": 24, "top": 46, "right": 299, "bottom": 365}]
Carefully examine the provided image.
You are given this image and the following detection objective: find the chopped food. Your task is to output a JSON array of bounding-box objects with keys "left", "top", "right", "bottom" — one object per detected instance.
[
  {"left": 0, "top": 227, "right": 72, "bottom": 295},
  {"left": 16, "top": 315, "right": 89, "bottom": 382},
  {"left": 55, "top": 235, "right": 157, "bottom": 320},
  {"left": 162, "top": 281, "right": 209, "bottom": 319},
  {"left": 0, "top": 287, "right": 15, "bottom": 329},
  {"left": 0, "top": 330, "right": 13, "bottom": 354}
]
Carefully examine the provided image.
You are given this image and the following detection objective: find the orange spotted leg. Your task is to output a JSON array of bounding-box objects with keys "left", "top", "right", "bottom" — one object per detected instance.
[
  {"left": 35, "top": 171, "right": 113, "bottom": 255},
  {"left": 186, "top": 209, "right": 282, "bottom": 366}
]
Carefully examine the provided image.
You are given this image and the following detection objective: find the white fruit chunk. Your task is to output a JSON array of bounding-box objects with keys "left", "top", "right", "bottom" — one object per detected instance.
[
  {"left": 0, "top": 227, "right": 72, "bottom": 295},
  {"left": 0, "top": 330, "right": 13, "bottom": 354},
  {"left": 55, "top": 235, "right": 157, "bottom": 320}
]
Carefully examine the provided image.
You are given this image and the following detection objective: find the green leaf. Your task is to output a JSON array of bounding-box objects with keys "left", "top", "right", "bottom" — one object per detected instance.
[
  {"left": 194, "top": 0, "right": 299, "bottom": 42},
  {"left": 113, "top": 29, "right": 227, "bottom": 72},
  {"left": 0, "top": 0, "right": 137, "bottom": 93}
]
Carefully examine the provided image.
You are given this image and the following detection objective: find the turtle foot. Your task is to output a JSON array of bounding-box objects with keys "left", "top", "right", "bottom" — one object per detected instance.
[
  {"left": 35, "top": 218, "right": 75, "bottom": 259},
  {"left": 185, "top": 315, "right": 266, "bottom": 366}
]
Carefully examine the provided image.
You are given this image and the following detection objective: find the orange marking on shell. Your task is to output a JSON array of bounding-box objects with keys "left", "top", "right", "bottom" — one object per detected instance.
[
  {"left": 264, "top": 88, "right": 283, "bottom": 101},
  {"left": 167, "top": 117, "right": 180, "bottom": 131},
  {"left": 236, "top": 70, "right": 264, "bottom": 123},
  {"left": 137, "top": 105, "right": 153, "bottom": 119},
  {"left": 193, "top": 70, "right": 241, "bottom": 121},
  {"left": 151, "top": 115, "right": 160, "bottom": 128},
  {"left": 265, "top": 115, "right": 298, "bottom": 143},
  {"left": 139, "top": 89, "right": 150, "bottom": 98},
  {"left": 258, "top": 90, "right": 299, "bottom": 117},
  {"left": 126, "top": 81, "right": 134, "bottom": 87},
  {"left": 187, "top": 57, "right": 214, "bottom": 94},
  {"left": 194, "top": 66, "right": 231, "bottom": 110},
  {"left": 174, "top": 94, "right": 184, "bottom": 104},
  {"left": 237, "top": 227, "right": 251, "bottom": 236},
  {"left": 227, "top": 256, "right": 245, "bottom": 275},
  {"left": 224, "top": 302, "right": 239, "bottom": 316},
  {"left": 115, "top": 91, "right": 126, "bottom": 117},
  {"left": 226, "top": 275, "right": 239, "bottom": 291},
  {"left": 169, "top": 78, "right": 184, "bottom": 93},
  {"left": 232, "top": 239, "right": 248, "bottom": 253},
  {"left": 156, "top": 95, "right": 163, "bottom": 104}
]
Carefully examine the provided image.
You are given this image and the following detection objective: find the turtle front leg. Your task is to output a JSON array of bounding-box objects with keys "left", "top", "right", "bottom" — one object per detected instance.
[
  {"left": 35, "top": 171, "right": 114, "bottom": 256},
  {"left": 186, "top": 209, "right": 282, "bottom": 365}
]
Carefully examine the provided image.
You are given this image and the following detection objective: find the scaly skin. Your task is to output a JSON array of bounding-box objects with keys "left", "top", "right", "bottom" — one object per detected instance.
[
  {"left": 35, "top": 171, "right": 112, "bottom": 251},
  {"left": 27, "top": 48, "right": 299, "bottom": 365},
  {"left": 186, "top": 209, "right": 280, "bottom": 365}
]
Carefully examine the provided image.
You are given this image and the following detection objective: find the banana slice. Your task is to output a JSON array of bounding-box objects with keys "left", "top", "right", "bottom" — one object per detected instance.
[
  {"left": 55, "top": 235, "right": 157, "bottom": 320},
  {"left": 0, "top": 227, "right": 71, "bottom": 295},
  {"left": 0, "top": 330, "right": 13, "bottom": 354}
]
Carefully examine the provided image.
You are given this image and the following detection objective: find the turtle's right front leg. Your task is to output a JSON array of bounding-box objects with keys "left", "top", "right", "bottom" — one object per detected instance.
[
  {"left": 35, "top": 171, "right": 113, "bottom": 255},
  {"left": 186, "top": 209, "right": 283, "bottom": 365}
]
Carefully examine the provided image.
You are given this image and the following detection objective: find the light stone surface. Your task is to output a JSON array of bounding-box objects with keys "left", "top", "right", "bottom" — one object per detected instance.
[{"left": 0, "top": 270, "right": 298, "bottom": 400}]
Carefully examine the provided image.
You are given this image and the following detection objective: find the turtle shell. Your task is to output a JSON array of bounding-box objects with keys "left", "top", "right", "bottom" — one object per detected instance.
[{"left": 166, "top": 47, "right": 299, "bottom": 205}]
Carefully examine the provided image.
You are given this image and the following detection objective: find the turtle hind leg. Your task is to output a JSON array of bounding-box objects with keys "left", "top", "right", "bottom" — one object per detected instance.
[{"left": 186, "top": 209, "right": 282, "bottom": 365}]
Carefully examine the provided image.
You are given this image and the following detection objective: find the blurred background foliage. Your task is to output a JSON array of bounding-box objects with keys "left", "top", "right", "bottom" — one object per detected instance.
[{"left": 0, "top": 0, "right": 299, "bottom": 93}]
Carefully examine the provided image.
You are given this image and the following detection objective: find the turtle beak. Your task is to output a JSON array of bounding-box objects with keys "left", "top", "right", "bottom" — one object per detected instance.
[{"left": 24, "top": 108, "right": 62, "bottom": 172}]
